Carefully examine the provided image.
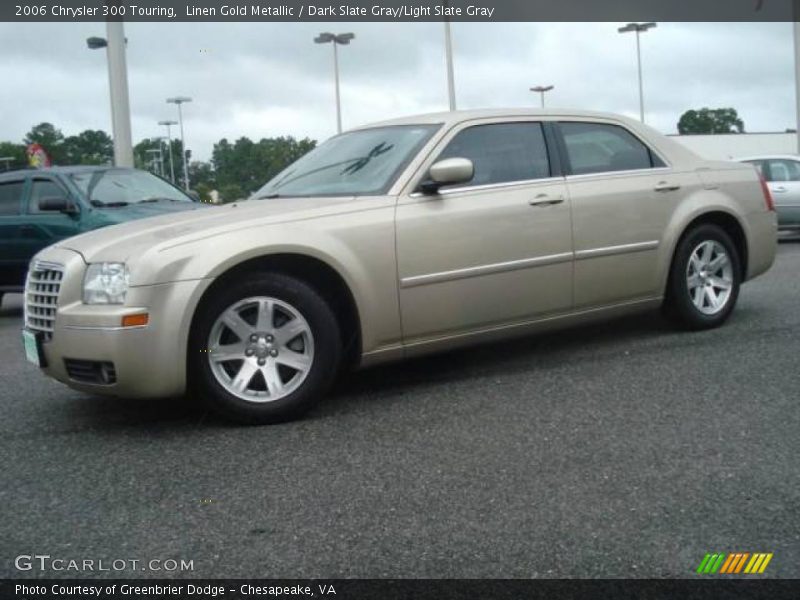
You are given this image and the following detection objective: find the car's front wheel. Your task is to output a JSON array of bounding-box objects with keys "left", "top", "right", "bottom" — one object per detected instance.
[
  {"left": 189, "top": 273, "right": 342, "bottom": 424},
  {"left": 664, "top": 223, "right": 741, "bottom": 330}
]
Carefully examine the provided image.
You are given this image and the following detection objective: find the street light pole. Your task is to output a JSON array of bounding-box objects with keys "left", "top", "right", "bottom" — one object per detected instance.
[
  {"left": 618, "top": 22, "right": 657, "bottom": 123},
  {"left": 794, "top": 17, "right": 800, "bottom": 153},
  {"left": 444, "top": 18, "right": 456, "bottom": 110},
  {"left": 530, "top": 85, "right": 554, "bottom": 108},
  {"left": 86, "top": 23, "right": 134, "bottom": 167},
  {"left": 314, "top": 32, "right": 354, "bottom": 134},
  {"left": 166, "top": 97, "right": 192, "bottom": 190},
  {"left": 158, "top": 120, "right": 177, "bottom": 183}
]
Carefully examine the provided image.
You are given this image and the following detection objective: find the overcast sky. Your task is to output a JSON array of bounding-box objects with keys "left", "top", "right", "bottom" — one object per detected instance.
[{"left": 0, "top": 21, "right": 794, "bottom": 161}]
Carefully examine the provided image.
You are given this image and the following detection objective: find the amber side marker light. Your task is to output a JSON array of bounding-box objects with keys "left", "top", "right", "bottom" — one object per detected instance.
[{"left": 121, "top": 313, "right": 149, "bottom": 327}]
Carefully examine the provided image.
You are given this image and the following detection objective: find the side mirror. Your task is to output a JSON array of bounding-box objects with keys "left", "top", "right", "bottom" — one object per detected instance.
[
  {"left": 39, "top": 196, "right": 77, "bottom": 214},
  {"left": 420, "top": 157, "right": 474, "bottom": 194}
]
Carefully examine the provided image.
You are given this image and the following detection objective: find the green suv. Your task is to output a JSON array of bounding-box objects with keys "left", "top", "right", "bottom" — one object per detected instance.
[{"left": 0, "top": 166, "right": 204, "bottom": 305}]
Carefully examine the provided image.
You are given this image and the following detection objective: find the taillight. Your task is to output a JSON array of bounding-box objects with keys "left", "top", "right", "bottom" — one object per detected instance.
[{"left": 758, "top": 173, "right": 775, "bottom": 212}]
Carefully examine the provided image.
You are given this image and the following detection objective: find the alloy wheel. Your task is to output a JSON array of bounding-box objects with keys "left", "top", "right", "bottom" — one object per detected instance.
[
  {"left": 685, "top": 240, "right": 734, "bottom": 316},
  {"left": 206, "top": 296, "right": 315, "bottom": 402}
]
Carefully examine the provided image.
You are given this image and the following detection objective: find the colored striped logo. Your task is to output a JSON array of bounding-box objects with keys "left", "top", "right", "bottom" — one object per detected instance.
[{"left": 696, "top": 552, "right": 773, "bottom": 574}]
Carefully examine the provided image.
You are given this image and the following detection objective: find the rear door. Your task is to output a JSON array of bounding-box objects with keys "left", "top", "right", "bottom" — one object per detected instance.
[
  {"left": 0, "top": 178, "right": 28, "bottom": 288},
  {"left": 557, "top": 120, "right": 697, "bottom": 307},
  {"left": 396, "top": 119, "right": 573, "bottom": 341}
]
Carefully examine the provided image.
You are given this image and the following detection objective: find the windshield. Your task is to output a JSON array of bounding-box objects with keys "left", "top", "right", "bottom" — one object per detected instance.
[
  {"left": 69, "top": 169, "right": 193, "bottom": 206},
  {"left": 253, "top": 124, "right": 440, "bottom": 198}
]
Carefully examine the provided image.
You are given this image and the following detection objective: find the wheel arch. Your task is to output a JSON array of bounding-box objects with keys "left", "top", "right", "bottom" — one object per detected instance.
[
  {"left": 662, "top": 209, "right": 749, "bottom": 294},
  {"left": 188, "top": 253, "right": 363, "bottom": 372}
]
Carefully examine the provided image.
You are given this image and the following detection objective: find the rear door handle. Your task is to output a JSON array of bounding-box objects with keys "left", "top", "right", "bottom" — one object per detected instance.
[
  {"left": 19, "top": 225, "right": 36, "bottom": 236},
  {"left": 654, "top": 182, "right": 681, "bottom": 192},
  {"left": 529, "top": 194, "right": 564, "bottom": 207}
]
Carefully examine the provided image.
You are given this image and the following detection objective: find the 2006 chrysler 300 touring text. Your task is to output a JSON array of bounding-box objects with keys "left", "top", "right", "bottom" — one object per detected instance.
[{"left": 22, "top": 110, "right": 777, "bottom": 424}]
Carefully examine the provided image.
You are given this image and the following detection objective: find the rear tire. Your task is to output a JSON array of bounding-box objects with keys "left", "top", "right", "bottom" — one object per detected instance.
[
  {"left": 663, "top": 224, "right": 741, "bottom": 330},
  {"left": 188, "top": 272, "right": 342, "bottom": 424}
]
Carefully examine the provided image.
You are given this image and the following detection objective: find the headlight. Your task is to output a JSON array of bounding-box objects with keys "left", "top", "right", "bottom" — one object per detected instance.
[{"left": 83, "top": 263, "right": 130, "bottom": 305}]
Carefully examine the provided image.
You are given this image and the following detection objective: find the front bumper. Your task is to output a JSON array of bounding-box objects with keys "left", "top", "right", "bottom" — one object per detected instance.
[{"left": 32, "top": 248, "right": 212, "bottom": 398}]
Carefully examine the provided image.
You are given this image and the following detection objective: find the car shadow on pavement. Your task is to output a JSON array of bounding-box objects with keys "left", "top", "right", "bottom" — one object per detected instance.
[{"left": 321, "top": 309, "right": 680, "bottom": 418}]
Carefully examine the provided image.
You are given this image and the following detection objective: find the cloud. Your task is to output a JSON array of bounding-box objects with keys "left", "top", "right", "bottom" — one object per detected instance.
[{"left": 0, "top": 21, "right": 795, "bottom": 161}]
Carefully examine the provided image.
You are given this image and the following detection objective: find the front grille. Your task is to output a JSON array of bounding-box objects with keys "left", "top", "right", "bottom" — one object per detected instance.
[
  {"left": 25, "top": 261, "right": 64, "bottom": 341},
  {"left": 64, "top": 359, "right": 117, "bottom": 385}
]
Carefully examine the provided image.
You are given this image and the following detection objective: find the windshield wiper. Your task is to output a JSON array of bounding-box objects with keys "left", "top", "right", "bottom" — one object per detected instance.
[
  {"left": 139, "top": 197, "right": 184, "bottom": 203},
  {"left": 91, "top": 200, "right": 129, "bottom": 207},
  {"left": 255, "top": 193, "right": 281, "bottom": 199}
]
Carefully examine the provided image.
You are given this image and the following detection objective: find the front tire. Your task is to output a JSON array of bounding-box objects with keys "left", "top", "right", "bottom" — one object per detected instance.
[
  {"left": 189, "top": 272, "right": 342, "bottom": 424},
  {"left": 663, "top": 224, "right": 741, "bottom": 330}
]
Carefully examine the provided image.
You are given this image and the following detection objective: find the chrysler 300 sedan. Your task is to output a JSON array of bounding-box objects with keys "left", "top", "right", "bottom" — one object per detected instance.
[{"left": 23, "top": 110, "right": 777, "bottom": 424}]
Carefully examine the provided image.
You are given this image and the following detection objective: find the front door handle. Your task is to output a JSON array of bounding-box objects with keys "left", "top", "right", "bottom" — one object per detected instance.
[
  {"left": 529, "top": 194, "right": 565, "bottom": 207},
  {"left": 19, "top": 225, "right": 36, "bottom": 237},
  {"left": 654, "top": 182, "right": 681, "bottom": 192},
  {"left": 772, "top": 186, "right": 787, "bottom": 193}
]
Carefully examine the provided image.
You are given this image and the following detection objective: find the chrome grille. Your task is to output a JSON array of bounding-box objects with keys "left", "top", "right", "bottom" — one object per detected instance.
[{"left": 25, "top": 260, "right": 64, "bottom": 341}]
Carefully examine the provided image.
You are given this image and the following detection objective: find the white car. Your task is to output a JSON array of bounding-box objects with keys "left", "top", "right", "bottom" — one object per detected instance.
[{"left": 738, "top": 155, "right": 800, "bottom": 230}]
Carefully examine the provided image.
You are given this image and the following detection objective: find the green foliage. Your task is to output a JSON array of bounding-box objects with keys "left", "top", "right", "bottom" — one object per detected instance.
[
  {"left": 212, "top": 136, "right": 316, "bottom": 198},
  {"left": 0, "top": 142, "right": 27, "bottom": 170},
  {"left": 24, "top": 122, "right": 66, "bottom": 163},
  {"left": 677, "top": 108, "right": 745, "bottom": 134},
  {"left": 218, "top": 183, "right": 245, "bottom": 203},
  {"left": 63, "top": 130, "right": 113, "bottom": 165},
  {"left": 22, "top": 123, "right": 112, "bottom": 166}
]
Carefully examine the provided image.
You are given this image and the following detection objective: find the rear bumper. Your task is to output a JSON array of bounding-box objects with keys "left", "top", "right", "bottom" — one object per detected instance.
[
  {"left": 41, "top": 278, "right": 212, "bottom": 399},
  {"left": 746, "top": 210, "right": 778, "bottom": 281}
]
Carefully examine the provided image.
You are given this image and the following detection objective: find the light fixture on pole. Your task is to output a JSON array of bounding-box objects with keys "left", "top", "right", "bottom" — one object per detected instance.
[
  {"left": 530, "top": 85, "right": 554, "bottom": 108},
  {"left": 314, "top": 32, "right": 354, "bottom": 134},
  {"left": 618, "top": 22, "right": 657, "bottom": 123},
  {"left": 166, "top": 96, "right": 192, "bottom": 190},
  {"left": 86, "top": 24, "right": 134, "bottom": 167},
  {"left": 158, "top": 119, "right": 178, "bottom": 183}
]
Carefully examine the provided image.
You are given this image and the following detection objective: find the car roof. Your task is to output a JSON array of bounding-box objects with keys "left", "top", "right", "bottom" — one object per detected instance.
[
  {"left": 351, "top": 107, "right": 642, "bottom": 130},
  {"left": 736, "top": 155, "right": 800, "bottom": 161},
  {"left": 0, "top": 165, "right": 127, "bottom": 182}
]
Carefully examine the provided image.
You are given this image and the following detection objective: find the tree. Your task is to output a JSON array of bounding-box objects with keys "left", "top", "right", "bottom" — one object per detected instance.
[
  {"left": 63, "top": 130, "right": 113, "bottom": 165},
  {"left": 24, "top": 122, "right": 66, "bottom": 163},
  {"left": 0, "top": 141, "right": 27, "bottom": 170},
  {"left": 211, "top": 135, "right": 316, "bottom": 200},
  {"left": 677, "top": 108, "right": 745, "bottom": 134}
]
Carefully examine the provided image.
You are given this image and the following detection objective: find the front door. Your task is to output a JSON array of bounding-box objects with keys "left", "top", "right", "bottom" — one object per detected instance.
[
  {"left": 19, "top": 177, "right": 82, "bottom": 263},
  {"left": 395, "top": 120, "right": 573, "bottom": 342}
]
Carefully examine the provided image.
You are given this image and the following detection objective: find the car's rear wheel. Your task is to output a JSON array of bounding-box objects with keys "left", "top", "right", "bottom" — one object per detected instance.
[
  {"left": 189, "top": 273, "right": 341, "bottom": 424},
  {"left": 664, "top": 224, "right": 741, "bottom": 330}
]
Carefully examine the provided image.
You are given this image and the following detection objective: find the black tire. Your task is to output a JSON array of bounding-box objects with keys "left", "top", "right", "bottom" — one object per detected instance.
[
  {"left": 0, "top": 292, "right": 4, "bottom": 307},
  {"left": 663, "top": 223, "right": 741, "bottom": 330},
  {"left": 188, "top": 272, "right": 342, "bottom": 424}
]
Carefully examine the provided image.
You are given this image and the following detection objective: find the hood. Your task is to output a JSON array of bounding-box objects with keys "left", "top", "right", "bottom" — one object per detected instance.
[
  {"left": 92, "top": 199, "right": 204, "bottom": 224},
  {"left": 57, "top": 195, "right": 362, "bottom": 263}
]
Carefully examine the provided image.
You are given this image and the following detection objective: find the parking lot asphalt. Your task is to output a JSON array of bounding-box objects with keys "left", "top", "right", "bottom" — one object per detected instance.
[{"left": 1, "top": 239, "right": 798, "bottom": 580}]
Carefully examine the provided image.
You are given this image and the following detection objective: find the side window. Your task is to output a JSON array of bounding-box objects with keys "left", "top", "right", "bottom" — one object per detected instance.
[
  {"left": 435, "top": 122, "right": 551, "bottom": 187},
  {"left": 765, "top": 159, "right": 800, "bottom": 182},
  {"left": 29, "top": 179, "right": 67, "bottom": 214},
  {"left": 559, "top": 122, "right": 663, "bottom": 175},
  {"left": 0, "top": 181, "right": 24, "bottom": 216}
]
